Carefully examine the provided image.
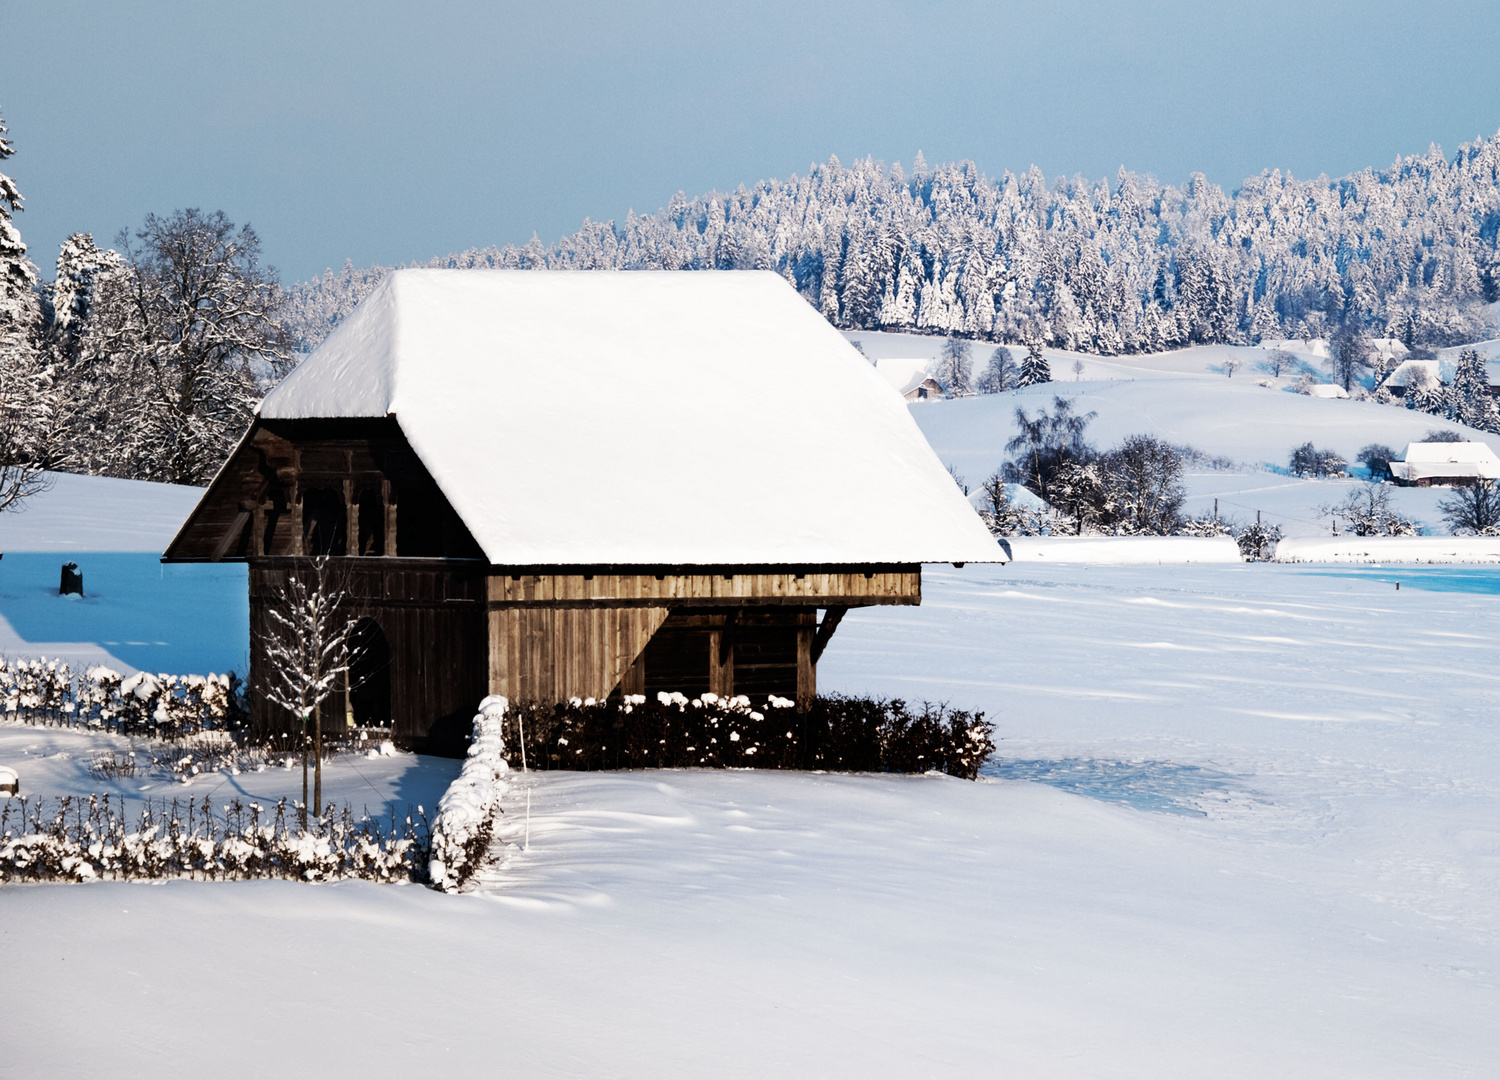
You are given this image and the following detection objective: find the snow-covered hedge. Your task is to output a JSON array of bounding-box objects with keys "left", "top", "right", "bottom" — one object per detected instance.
[
  {"left": 0, "top": 794, "right": 428, "bottom": 884},
  {"left": 0, "top": 657, "right": 246, "bottom": 738},
  {"left": 428, "top": 695, "right": 509, "bottom": 893},
  {"left": 506, "top": 692, "right": 995, "bottom": 780}
]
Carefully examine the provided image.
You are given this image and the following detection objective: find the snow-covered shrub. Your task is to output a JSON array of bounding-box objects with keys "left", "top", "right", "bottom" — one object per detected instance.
[
  {"left": 1236, "top": 519, "right": 1284, "bottom": 560},
  {"left": 428, "top": 695, "right": 509, "bottom": 893},
  {"left": 0, "top": 794, "right": 428, "bottom": 884},
  {"left": 1177, "top": 515, "right": 1234, "bottom": 537},
  {"left": 1327, "top": 484, "right": 1418, "bottom": 537},
  {"left": 0, "top": 659, "right": 246, "bottom": 739},
  {"left": 1289, "top": 442, "right": 1346, "bottom": 477},
  {"left": 505, "top": 693, "right": 995, "bottom": 780}
]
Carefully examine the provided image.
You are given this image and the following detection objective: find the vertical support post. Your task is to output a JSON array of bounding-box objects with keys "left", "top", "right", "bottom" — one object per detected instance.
[
  {"left": 384, "top": 479, "right": 397, "bottom": 557},
  {"left": 251, "top": 503, "right": 266, "bottom": 557},
  {"left": 344, "top": 476, "right": 358, "bottom": 556},
  {"left": 289, "top": 450, "right": 304, "bottom": 556},
  {"left": 709, "top": 613, "right": 735, "bottom": 697},
  {"left": 796, "top": 616, "right": 815, "bottom": 711}
]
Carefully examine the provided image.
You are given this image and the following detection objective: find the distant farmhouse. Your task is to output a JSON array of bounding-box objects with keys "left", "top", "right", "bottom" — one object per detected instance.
[
  {"left": 165, "top": 271, "right": 999, "bottom": 750},
  {"left": 1391, "top": 441, "right": 1500, "bottom": 486},
  {"left": 1381, "top": 356, "right": 1500, "bottom": 399},
  {"left": 875, "top": 358, "right": 945, "bottom": 402}
]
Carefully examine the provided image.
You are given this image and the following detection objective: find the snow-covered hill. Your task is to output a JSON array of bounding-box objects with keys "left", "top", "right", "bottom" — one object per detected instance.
[{"left": 847, "top": 329, "right": 1500, "bottom": 537}]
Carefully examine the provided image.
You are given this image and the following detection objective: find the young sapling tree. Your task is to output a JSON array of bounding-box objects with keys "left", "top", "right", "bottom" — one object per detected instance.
[{"left": 258, "top": 556, "right": 358, "bottom": 815}]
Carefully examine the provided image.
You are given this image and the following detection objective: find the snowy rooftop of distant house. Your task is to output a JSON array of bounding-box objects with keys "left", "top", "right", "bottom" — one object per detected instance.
[
  {"left": 1394, "top": 440, "right": 1500, "bottom": 483},
  {"left": 874, "top": 358, "right": 941, "bottom": 398},
  {"left": 258, "top": 270, "right": 1000, "bottom": 565},
  {"left": 1382, "top": 358, "right": 1445, "bottom": 388}
]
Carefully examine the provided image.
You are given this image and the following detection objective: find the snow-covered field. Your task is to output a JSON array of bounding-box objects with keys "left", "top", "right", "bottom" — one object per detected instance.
[
  {"left": 5, "top": 562, "right": 1498, "bottom": 1077},
  {"left": 4, "top": 397, "right": 1500, "bottom": 1075},
  {"left": 846, "top": 327, "right": 1500, "bottom": 539}
]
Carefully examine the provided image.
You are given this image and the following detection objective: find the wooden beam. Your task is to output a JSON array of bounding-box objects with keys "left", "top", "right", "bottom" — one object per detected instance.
[
  {"left": 810, "top": 606, "right": 847, "bottom": 665},
  {"left": 209, "top": 511, "right": 250, "bottom": 562}
]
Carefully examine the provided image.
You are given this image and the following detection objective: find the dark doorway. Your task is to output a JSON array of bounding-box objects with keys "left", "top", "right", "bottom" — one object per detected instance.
[
  {"left": 302, "top": 487, "right": 347, "bottom": 556},
  {"left": 349, "top": 618, "right": 391, "bottom": 729}
]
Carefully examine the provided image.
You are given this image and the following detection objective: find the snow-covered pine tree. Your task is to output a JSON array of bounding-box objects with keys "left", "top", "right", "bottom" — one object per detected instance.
[
  {"left": 48, "top": 233, "right": 124, "bottom": 360},
  {"left": 936, "top": 336, "right": 973, "bottom": 395},
  {"left": 1018, "top": 340, "right": 1051, "bottom": 386},
  {"left": 1449, "top": 348, "right": 1499, "bottom": 431},
  {"left": 0, "top": 106, "right": 34, "bottom": 307},
  {"left": 0, "top": 105, "right": 51, "bottom": 512}
]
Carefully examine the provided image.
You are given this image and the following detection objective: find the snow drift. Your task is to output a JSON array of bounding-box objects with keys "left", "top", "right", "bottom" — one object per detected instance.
[
  {"left": 999, "top": 535, "right": 1243, "bottom": 564},
  {"left": 1274, "top": 536, "right": 1500, "bottom": 562},
  {"left": 428, "top": 695, "right": 509, "bottom": 892}
]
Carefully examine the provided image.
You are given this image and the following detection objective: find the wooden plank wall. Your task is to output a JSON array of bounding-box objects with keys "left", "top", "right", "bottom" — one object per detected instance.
[
  {"left": 489, "top": 568, "right": 920, "bottom": 607},
  {"left": 488, "top": 606, "right": 671, "bottom": 703}
]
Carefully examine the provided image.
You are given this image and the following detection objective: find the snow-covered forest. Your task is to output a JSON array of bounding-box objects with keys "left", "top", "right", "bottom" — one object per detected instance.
[
  {"left": 9, "top": 98, "right": 1500, "bottom": 488},
  {"left": 288, "top": 137, "right": 1500, "bottom": 354}
]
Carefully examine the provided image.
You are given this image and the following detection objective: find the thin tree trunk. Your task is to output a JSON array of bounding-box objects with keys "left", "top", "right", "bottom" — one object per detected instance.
[
  {"left": 313, "top": 699, "right": 323, "bottom": 816},
  {"left": 301, "top": 719, "right": 308, "bottom": 816}
]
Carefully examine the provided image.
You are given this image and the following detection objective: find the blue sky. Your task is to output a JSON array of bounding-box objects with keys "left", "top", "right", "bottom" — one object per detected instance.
[{"left": 5, "top": 0, "right": 1500, "bottom": 282}]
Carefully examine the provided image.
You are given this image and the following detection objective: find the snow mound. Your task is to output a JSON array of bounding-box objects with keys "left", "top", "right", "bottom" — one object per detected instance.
[
  {"left": 428, "top": 695, "right": 509, "bottom": 892},
  {"left": 999, "top": 535, "right": 1242, "bottom": 564},
  {"left": 1274, "top": 536, "right": 1500, "bottom": 563}
]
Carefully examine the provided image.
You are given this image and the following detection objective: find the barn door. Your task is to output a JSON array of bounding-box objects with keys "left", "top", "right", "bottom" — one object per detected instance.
[{"left": 349, "top": 617, "right": 392, "bottom": 730}]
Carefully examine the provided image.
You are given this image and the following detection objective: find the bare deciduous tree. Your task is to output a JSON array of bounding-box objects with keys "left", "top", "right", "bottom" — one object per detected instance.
[
  {"left": 258, "top": 557, "right": 357, "bottom": 815},
  {"left": 90, "top": 209, "right": 291, "bottom": 485},
  {"left": 1439, "top": 479, "right": 1500, "bottom": 535}
]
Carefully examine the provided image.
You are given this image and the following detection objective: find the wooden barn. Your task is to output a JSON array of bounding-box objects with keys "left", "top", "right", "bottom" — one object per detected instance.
[{"left": 164, "top": 270, "right": 1000, "bottom": 752}]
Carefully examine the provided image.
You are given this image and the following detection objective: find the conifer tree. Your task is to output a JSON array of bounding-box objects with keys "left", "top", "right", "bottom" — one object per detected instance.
[
  {"left": 1449, "top": 348, "right": 1499, "bottom": 431},
  {"left": 1018, "top": 340, "right": 1052, "bottom": 386},
  {"left": 0, "top": 105, "right": 50, "bottom": 512}
]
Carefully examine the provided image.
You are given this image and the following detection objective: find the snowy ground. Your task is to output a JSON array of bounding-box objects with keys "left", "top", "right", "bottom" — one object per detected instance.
[{"left": 5, "top": 562, "right": 1498, "bottom": 1076}]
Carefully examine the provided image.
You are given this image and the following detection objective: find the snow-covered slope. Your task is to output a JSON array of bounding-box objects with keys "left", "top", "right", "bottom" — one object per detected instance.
[
  {"left": 906, "top": 369, "right": 1500, "bottom": 537},
  {"left": 0, "top": 472, "right": 206, "bottom": 553}
]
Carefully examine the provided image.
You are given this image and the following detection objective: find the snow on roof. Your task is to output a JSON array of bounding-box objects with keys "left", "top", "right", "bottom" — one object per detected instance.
[
  {"left": 260, "top": 270, "right": 1001, "bottom": 565},
  {"left": 1394, "top": 440, "right": 1500, "bottom": 482},
  {"left": 1382, "top": 359, "right": 1444, "bottom": 388},
  {"left": 874, "top": 358, "right": 940, "bottom": 397}
]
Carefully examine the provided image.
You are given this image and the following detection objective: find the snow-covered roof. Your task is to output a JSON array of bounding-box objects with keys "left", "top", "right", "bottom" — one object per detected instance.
[
  {"left": 259, "top": 270, "right": 1000, "bottom": 565},
  {"left": 1382, "top": 359, "right": 1445, "bottom": 388},
  {"left": 1394, "top": 440, "right": 1500, "bottom": 483},
  {"left": 874, "top": 358, "right": 941, "bottom": 398}
]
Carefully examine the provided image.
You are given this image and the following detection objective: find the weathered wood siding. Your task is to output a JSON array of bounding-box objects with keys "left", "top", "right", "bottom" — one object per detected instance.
[
  {"left": 489, "top": 568, "right": 919, "bottom": 607},
  {"left": 487, "top": 605, "right": 671, "bottom": 703},
  {"left": 249, "top": 558, "right": 487, "bottom": 753}
]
